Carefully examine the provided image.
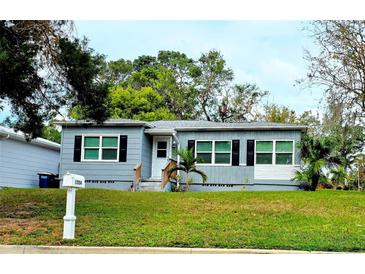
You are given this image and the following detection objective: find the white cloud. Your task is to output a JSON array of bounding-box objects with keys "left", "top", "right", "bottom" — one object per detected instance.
[
  {"left": 259, "top": 58, "right": 303, "bottom": 84},
  {"left": 234, "top": 68, "right": 261, "bottom": 84}
]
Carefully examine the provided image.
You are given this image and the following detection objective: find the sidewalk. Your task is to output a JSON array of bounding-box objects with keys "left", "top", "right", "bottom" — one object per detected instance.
[{"left": 0, "top": 245, "right": 339, "bottom": 254}]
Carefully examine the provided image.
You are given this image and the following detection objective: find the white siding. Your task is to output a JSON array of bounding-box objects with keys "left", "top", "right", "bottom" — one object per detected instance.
[
  {"left": 254, "top": 165, "right": 299, "bottom": 180},
  {"left": 0, "top": 139, "right": 60, "bottom": 188}
]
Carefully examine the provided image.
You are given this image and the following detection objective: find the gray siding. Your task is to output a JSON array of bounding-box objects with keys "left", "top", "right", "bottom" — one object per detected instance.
[
  {"left": 59, "top": 126, "right": 145, "bottom": 190},
  {"left": 177, "top": 130, "right": 301, "bottom": 165},
  {"left": 0, "top": 139, "right": 60, "bottom": 188},
  {"left": 181, "top": 166, "right": 254, "bottom": 184},
  {"left": 176, "top": 130, "right": 302, "bottom": 190},
  {"left": 141, "top": 133, "right": 152, "bottom": 180}
]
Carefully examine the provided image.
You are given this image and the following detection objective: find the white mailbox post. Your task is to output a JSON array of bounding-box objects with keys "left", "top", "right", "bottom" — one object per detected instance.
[{"left": 62, "top": 172, "right": 85, "bottom": 240}]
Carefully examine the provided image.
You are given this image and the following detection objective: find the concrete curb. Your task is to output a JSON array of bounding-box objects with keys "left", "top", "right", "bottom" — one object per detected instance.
[{"left": 0, "top": 245, "right": 341, "bottom": 254}]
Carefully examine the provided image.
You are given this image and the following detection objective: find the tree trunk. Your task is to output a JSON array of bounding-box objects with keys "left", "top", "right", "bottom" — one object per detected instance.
[
  {"left": 311, "top": 174, "right": 320, "bottom": 191},
  {"left": 185, "top": 174, "right": 192, "bottom": 191}
]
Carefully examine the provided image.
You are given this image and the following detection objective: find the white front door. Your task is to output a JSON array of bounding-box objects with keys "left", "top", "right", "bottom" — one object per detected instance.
[{"left": 151, "top": 136, "right": 171, "bottom": 178}]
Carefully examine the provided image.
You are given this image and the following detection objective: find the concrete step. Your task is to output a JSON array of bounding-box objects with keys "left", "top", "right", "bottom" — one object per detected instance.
[
  {"left": 143, "top": 178, "right": 162, "bottom": 182},
  {"left": 137, "top": 180, "right": 163, "bottom": 192}
]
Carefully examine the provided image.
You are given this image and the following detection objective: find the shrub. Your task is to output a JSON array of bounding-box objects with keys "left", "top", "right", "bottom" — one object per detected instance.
[
  {"left": 318, "top": 182, "right": 334, "bottom": 189},
  {"left": 299, "top": 182, "right": 312, "bottom": 191}
]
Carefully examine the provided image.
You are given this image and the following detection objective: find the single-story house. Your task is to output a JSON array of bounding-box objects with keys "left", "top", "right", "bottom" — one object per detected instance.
[
  {"left": 0, "top": 126, "right": 61, "bottom": 188},
  {"left": 56, "top": 119, "right": 306, "bottom": 191}
]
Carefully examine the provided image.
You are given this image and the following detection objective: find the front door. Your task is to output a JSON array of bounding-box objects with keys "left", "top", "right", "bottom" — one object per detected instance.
[{"left": 151, "top": 136, "right": 171, "bottom": 178}]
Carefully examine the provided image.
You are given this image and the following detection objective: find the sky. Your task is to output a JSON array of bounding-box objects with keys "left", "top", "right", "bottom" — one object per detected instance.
[{"left": 0, "top": 20, "right": 325, "bottom": 122}]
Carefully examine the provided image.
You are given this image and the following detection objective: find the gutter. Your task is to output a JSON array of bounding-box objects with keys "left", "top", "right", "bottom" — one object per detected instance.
[
  {"left": 55, "top": 120, "right": 153, "bottom": 128},
  {"left": 173, "top": 126, "right": 307, "bottom": 132},
  {"left": 144, "top": 128, "right": 177, "bottom": 135},
  {"left": 0, "top": 127, "right": 60, "bottom": 151}
]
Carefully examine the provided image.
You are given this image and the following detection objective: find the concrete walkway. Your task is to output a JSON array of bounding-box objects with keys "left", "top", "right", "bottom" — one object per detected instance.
[{"left": 0, "top": 245, "right": 339, "bottom": 254}]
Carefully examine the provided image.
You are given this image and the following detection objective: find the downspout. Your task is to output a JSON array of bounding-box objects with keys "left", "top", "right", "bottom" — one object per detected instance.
[{"left": 172, "top": 132, "right": 180, "bottom": 164}]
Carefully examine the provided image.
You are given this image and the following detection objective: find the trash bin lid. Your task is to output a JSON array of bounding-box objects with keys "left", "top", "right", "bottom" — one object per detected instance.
[{"left": 37, "top": 172, "right": 55, "bottom": 176}]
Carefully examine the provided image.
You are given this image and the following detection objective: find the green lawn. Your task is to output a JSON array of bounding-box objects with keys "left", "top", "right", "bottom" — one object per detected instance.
[{"left": 1, "top": 188, "right": 365, "bottom": 251}]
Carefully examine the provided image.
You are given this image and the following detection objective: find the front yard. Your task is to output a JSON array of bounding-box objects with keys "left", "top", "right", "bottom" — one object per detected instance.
[{"left": 1, "top": 188, "right": 365, "bottom": 251}]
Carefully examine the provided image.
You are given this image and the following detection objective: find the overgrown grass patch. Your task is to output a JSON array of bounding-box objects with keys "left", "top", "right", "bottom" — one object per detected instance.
[{"left": 1, "top": 188, "right": 365, "bottom": 251}]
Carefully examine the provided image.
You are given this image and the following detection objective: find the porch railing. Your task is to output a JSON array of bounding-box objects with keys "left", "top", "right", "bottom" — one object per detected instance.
[
  {"left": 132, "top": 163, "right": 142, "bottom": 192},
  {"left": 161, "top": 159, "right": 177, "bottom": 190}
]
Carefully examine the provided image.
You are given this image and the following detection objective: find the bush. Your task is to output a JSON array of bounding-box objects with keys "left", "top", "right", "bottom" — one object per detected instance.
[
  {"left": 299, "top": 182, "right": 312, "bottom": 191},
  {"left": 318, "top": 182, "right": 334, "bottom": 189},
  {"left": 170, "top": 181, "right": 184, "bottom": 192}
]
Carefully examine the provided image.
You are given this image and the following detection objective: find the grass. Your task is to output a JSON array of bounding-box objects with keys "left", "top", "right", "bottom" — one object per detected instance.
[{"left": 1, "top": 188, "right": 365, "bottom": 251}]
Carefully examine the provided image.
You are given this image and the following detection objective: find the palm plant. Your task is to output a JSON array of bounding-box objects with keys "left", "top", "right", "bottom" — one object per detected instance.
[
  {"left": 354, "top": 154, "right": 365, "bottom": 190},
  {"left": 167, "top": 148, "right": 207, "bottom": 191},
  {"left": 330, "top": 166, "right": 347, "bottom": 187},
  {"left": 293, "top": 134, "right": 340, "bottom": 191}
]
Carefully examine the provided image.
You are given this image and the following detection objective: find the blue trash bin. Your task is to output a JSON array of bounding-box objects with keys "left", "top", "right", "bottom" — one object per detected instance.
[{"left": 38, "top": 172, "right": 56, "bottom": 188}]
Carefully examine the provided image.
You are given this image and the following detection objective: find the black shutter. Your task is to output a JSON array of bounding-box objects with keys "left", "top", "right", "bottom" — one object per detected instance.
[
  {"left": 188, "top": 140, "right": 195, "bottom": 154},
  {"left": 119, "top": 135, "right": 128, "bottom": 162},
  {"left": 73, "top": 136, "right": 82, "bottom": 162},
  {"left": 247, "top": 140, "right": 255, "bottom": 166},
  {"left": 232, "top": 140, "right": 240, "bottom": 166}
]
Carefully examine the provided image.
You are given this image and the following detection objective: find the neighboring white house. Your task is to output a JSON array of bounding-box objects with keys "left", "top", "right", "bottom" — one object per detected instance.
[{"left": 0, "top": 126, "right": 60, "bottom": 188}]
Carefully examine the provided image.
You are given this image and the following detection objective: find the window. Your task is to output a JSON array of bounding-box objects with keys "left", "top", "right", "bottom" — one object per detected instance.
[
  {"left": 215, "top": 141, "right": 231, "bottom": 164},
  {"left": 196, "top": 141, "right": 212, "bottom": 164},
  {"left": 275, "top": 141, "right": 293, "bottom": 165},
  {"left": 196, "top": 140, "right": 232, "bottom": 165},
  {"left": 256, "top": 141, "right": 273, "bottom": 164},
  {"left": 157, "top": 141, "right": 167, "bottom": 158},
  {"left": 83, "top": 136, "right": 119, "bottom": 161},
  {"left": 255, "top": 140, "right": 294, "bottom": 165}
]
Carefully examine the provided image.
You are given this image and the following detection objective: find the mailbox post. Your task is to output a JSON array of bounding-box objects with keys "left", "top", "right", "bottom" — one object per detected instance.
[{"left": 62, "top": 172, "right": 85, "bottom": 240}]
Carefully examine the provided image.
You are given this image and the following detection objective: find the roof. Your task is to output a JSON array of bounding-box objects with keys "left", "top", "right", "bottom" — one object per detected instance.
[
  {"left": 149, "top": 120, "right": 307, "bottom": 131},
  {"left": 0, "top": 126, "right": 60, "bottom": 151},
  {"left": 55, "top": 118, "right": 307, "bottom": 132},
  {"left": 55, "top": 118, "right": 152, "bottom": 127}
]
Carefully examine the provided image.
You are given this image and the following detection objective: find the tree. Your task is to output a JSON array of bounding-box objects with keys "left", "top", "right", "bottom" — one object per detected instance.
[
  {"left": 194, "top": 50, "right": 234, "bottom": 121},
  {"left": 1, "top": 117, "right": 61, "bottom": 143},
  {"left": 100, "top": 59, "right": 133, "bottom": 86},
  {"left": 258, "top": 104, "right": 298, "bottom": 124},
  {"left": 57, "top": 37, "right": 111, "bottom": 123},
  {"left": 296, "top": 110, "right": 322, "bottom": 135},
  {"left": 154, "top": 51, "right": 200, "bottom": 119},
  {"left": 0, "top": 20, "right": 110, "bottom": 138},
  {"left": 218, "top": 84, "right": 268, "bottom": 122},
  {"left": 40, "top": 122, "right": 61, "bottom": 143},
  {"left": 330, "top": 165, "right": 347, "bottom": 187},
  {"left": 351, "top": 154, "right": 365, "bottom": 190},
  {"left": 302, "top": 20, "right": 365, "bottom": 125},
  {"left": 293, "top": 135, "right": 340, "bottom": 191},
  {"left": 132, "top": 55, "right": 158, "bottom": 71},
  {"left": 322, "top": 98, "right": 365, "bottom": 170},
  {"left": 70, "top": 49, "right": 268, "bottom": 123},
  {"left": 108, "top": 86, "right": 175, "bottom": 121},
  {"left": 257, "top": 103, "right": 321, "bottom": 134},
  {"left": 167, "top": 148, "right": 207, "bottom": 191}
]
